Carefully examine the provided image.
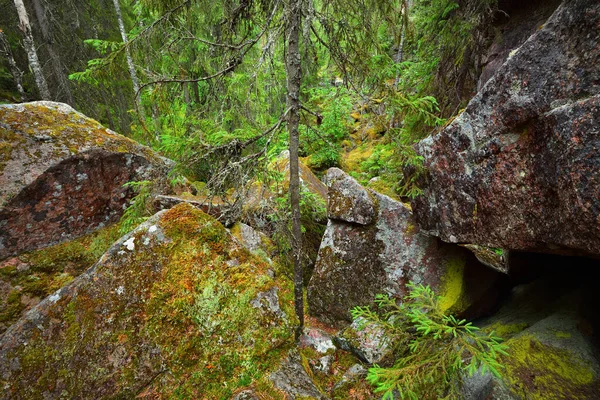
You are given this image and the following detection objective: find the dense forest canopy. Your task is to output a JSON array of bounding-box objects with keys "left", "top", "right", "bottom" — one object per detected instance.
[{"left": 1, "top": 0, "right": 497, "bottom": 171}]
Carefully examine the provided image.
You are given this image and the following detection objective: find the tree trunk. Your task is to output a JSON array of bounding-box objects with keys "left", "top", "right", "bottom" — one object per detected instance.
[
  {"left": 394, "top": 0, "right": 409, "bottom": 88},
  {"left": 0, "top": 31, "right": 26, "bottom": 101},
  {"left": 112, "top": 0, "right": 148, "bottom": 131},
  {"left": 31, "top": 0, "right": 73, "bottom": 104},
  {"left": 286, "top": 0, "right": 304, "bottom": 338},
  {"left": 13, "top": 0, "right": 50, "bottom": 100}
]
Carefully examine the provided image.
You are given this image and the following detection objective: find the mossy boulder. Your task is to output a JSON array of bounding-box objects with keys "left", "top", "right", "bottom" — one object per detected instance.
[
  {"left": 0, "top": 101, "right": 174, "bottom": 260},
  {"left": 272, "top": 150, "right": 328, "bottom": 203},
  {"left": 308, "top": 169, "right": 505, "bottom": 325},
  {"left": 0, "top": 203, "right": 295, "bottom": 399}
]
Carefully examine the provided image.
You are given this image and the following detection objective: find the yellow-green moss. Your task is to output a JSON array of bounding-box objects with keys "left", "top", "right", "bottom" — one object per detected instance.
[
  {"left": 342, "top": 143, "right": 374, "bottom": 172},
  {"left": 503, "top": 334, "right": 596, "bottom": 400},
  {"left": 438, "top": 257, "right": 466, "bottom": 312},
  {"left": 483, "top": 322, "right": 529, "bottom": 339},
  {"left": 555, "top": 331, "right": 572, "bottom": 339}
]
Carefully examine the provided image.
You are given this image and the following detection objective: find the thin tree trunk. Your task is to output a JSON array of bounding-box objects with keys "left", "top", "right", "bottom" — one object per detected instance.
[
  {"left": 13, "top": 0, "right": 50, "bottom": 100},
  {"left": 113, "top": 0, "right": 149, "bottom": 134},
  {"left": 31, "top": 0, "right": 73, "bottom": 104},
  {"left": 394, "top": 0, "right": 409, "bottom": 88},
  {"left": 0, "top": 31, "right": 26, "bottom": 101},
  {"left": 286, "top": 0, "right": 304, "bottom": 339}
]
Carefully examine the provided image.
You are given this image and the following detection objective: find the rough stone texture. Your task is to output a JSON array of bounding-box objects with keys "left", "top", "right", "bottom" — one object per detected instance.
[
  {"left": 153, "top": 194, "right": 224, "bottom": 220},
  {"left": 331, "top": 364, "right": 368, "bottom": 393},
  {"left": 478, "top": 0, "right": 562, "bottom": 90},
  {"left": 0, "top": 222, "right": 123, "bottom": 337},
  {"left": 232, "top": 390, "right": 260, "bottom": 400},
  {"left": 334, "top": 318, "right": 391, "bottom": 364},
  {"left": 308, "top": 169, "right": 504, "bottom": 325},
  {"left": 274, "top": 150, "right": 328, "bottom": 203},
  {"left": 0, "top": 203, "right": 293, "bottom": 399},
  {"left": 325, "top": 167, "right": 375, "bottom": 225},
  {"left": 231, "top": 222, "right": 268, "bottom": 253},
  {"left": 269, "top": 350, "right": 327, "bottom": 400},
  {"left": 412, "top": 0, "right": 600, "bottom": 256},
  {"left": 462, "top": 244, "right": 509, "bottom": 274},
  {"left": 298, "top": 328, "right": 337, "bottom": 354},
  {"left": 0, "top": 101, "right": 174, "bottom": 260}
]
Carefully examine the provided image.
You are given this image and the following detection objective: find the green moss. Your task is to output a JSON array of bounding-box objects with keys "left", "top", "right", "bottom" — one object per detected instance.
[
  {"left": 0, "top": 223, "right": 123, "bottom": 330},
  {"left": 554, "top": 331, "right": 572, "bottom": 339},
  {"left": 342, "top": 143, "right": 374, "bottom": 173},
  {"left": 0, "top": 289, "right": 23, "bottom": 323},
  {"left": 483, "top": 322, "right": 529, "bottom": 339},
  {"left": 137, "top": 204, "right": 295, "bottom": 398},
  {"left": 438, "top": 256, "right": 466, "bottom": 312},
  {"left": 503, "top": 334, "right": 596, "bottom": 399},
  {"left": 1, "top": 204, "right": 297, "bottom": 399}
]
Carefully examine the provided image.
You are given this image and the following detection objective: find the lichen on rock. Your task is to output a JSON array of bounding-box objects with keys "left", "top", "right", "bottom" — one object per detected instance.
[
  {"left": 0, "top": 101, "right": 174, "bottom": 260},
  {"left": 0, "top": 203, "right": 295, "bottom": 399},
  {"left": 308, "top": 169, "right": 505, "bottom": 325}
]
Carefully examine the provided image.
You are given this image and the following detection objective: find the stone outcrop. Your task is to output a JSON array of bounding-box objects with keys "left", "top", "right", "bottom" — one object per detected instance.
[
  {"left": 308, "top": 169, "right": 504, "bottom": 325},
  {"left": 269, "top": 350, "right": 327, "bottom": 399},
  {"left": 325, "top": 167, "right": 375, "bottom": 225},
  {"left": 0, "top": 102, "right": 174, "bottom": 260},
  {"left": 0, "top": 203, "right": 293, "bottom": 399},
  {"left": 412, "top": 0, "right": 600, "bottom": 256},
  {"left": 0, "top": 223, "right": 123, "bottom": 336},
  {"left": 272, "top": 150, "right": 328, "bottom": 203}
]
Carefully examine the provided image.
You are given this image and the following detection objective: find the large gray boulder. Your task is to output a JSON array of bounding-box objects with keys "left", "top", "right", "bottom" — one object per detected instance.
[
  {"left": 0, "top": 102, "right": 174, "bottom": 260},
  {"left": 412, "top": 0, "right": 600, "bottom": 256},
  {"left": 308, "top": 169, "right": 504, "bottom": 325}
]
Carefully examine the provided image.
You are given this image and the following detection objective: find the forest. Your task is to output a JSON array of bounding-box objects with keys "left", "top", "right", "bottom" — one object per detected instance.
[{"left": 1, "top": 0, "right": 599, "bottom": 399}]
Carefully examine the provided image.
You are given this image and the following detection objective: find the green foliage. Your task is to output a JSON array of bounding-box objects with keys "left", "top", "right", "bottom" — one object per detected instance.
[
  {"left": 352, "top": 283, "right": 508, "bottom": 400},
  {"left": 119, "top": 180, "right": 153, "bottom": 234},
  {"left": 300, "top": 87, "right": 352, "bottom": 170}
]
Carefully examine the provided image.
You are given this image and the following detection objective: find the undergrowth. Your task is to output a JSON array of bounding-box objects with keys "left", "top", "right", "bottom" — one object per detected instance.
[{"left": 352, "top": 283, "right": 508, "bottom": 400}]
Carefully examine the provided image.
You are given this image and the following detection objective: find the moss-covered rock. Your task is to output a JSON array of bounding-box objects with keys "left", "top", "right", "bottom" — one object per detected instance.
[
  {"left": 0, "top": 222, "right": 123, "bottom": 336},
  {"left": 468, "top": 270, "right": 600, "bottom": 400},
  {"left": 0, "top": 203, "right": 295, "bottom": 399},
  {"left": 0, "top": 101, "right": 174, "bottom": 260}
]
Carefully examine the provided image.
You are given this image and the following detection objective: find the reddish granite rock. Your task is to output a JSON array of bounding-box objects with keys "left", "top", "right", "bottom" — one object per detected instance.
[
  {"left": 308, "top": 170, "right": 504, "bottom": 325},
  {"left": 0, "top": 102, "right": 174, "bottom": 260},
  {"left": 412, "top": 0, "right": 600, "bottom": 256}
]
